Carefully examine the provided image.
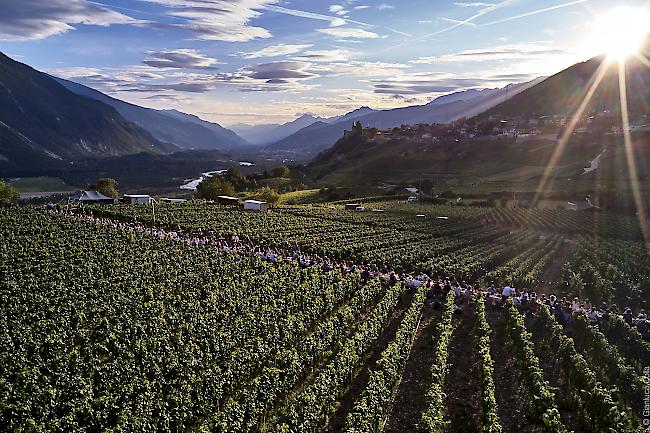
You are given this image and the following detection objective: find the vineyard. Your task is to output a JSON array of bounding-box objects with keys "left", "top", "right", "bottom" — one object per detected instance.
[{"left": 1, "top": 203, "right": 650, "bottom": 432}]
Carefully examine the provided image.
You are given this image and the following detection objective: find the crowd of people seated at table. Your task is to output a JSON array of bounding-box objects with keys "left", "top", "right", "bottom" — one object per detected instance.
[{"left": 57, "top": 208, "right": 650, "bottom": 341}]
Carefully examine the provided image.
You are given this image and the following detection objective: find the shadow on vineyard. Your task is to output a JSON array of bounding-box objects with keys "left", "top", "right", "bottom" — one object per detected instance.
[
  {"left": 443, "top": 307, "right": 480, "bottom": 433},
  {"left": 486, "top": 312, "right": 536, "bottom": 433},
  {"left": 384, "top": 302, "right": 442, "bottom": 433},
  {"left": 324, "top": 291, "right": 413, "bottom": 432}
]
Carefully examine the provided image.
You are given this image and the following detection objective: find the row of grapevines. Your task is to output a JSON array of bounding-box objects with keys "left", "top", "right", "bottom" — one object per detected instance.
[
  {"left": 0, "top": 208, "right": 365, "bottom": 431},
  {"left": 486, "top": 235, "right": 561, "bottom": 286},
  {"left": 502, "top": 302, "right": 568, "bottom": 432},
  {"left": 344, "top": 283, "right": 429, "bottom": 432},
  {"left": 598, "top": 314, "right": 650, "bottom": 373},
  {"left": 418, "top": 288, "right": 456, "bottom": 432},
  {"left": 204, "top": 279, "right": 383, "bottom": 432},
  {"left": 571, "top": 313, "right": 649, "bottom": 415},
  {"left": 531, "top": 305, "right": 633, "bottom": 432},
  {"left": 207, "top": 270, "right": 363, "bottom": 403},
  {"left": 473, "top": 294, "right": 502, "bottom": 433},
  {"left": 266, "top": 282, "right": 407, "bottom": 432},
  {"left": 487, "top": 207, "right": 642, "bottom": 239},
  {"left": 562, "top": 236, "right": 649, "bottom": 310}
]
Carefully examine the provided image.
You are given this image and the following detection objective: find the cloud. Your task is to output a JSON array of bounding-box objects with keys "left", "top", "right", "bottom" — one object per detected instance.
[
  {"left": 310, "top": 60, "right": 409, "bottom": 77},
  {"left": 122, "top": 82, "right": 215, "bottom": 93},
  {"left": 50, "top": 65, "right": 221, "bottom": 93},
  {"left": 52, "top": 58, "right": 323, "bottom": 96},
  {"left": 317, "top": 27, "right": 379, "bottom": 39},
  {"left": 0, "top": 0, "right": 140, "bottom": 41},
  {"left": 368, "top": 71, "right": 536, "bottom": 95},
  {"left": 410, "top": 42, "right": 566, "bottom": 63},
  {"left": 291, "top": 49, "right": 352, "bottom": 62},
  {"left": 454, "top": 2, "right": 495, "bottom": 7},
  {"left": 262, "top": 4, "right": 348, "bottom": 27},
  {"left": 439, "top": 17, "right": 477, "bottom": 27},
  {"left": 238, "top": 44, "right": 313, "bottom": 59},
  {"left": 390, "top": 94, "right": 422, "bottom": 104},
  {"left": 378, "top": 4, "right": 395, "bottom": 10},
  {"left": 142, "top": 49, "right": 220, "bottom": 69},
  {"left": 246, "top": 61, "right": 317, "bottom": 81},
  {"left": 329, "top": 5, "right": 348, "bottom": 15},
  {"left": 143, "top": 0, "right": 277, "bottom": 42},
  {"left": 427, "top": 0, "right": 514, "bottom": 36}
]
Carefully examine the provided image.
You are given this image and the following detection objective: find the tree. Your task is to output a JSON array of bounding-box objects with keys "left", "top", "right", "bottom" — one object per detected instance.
[
  {"left": 224, "top": 168, "right": 251, "bottom": 190},
  {"left": 254, "top": 186, "right": 280, "bottom": 204},
  {"left": 270, "top": 166, "right": 290, "bottom": 178},
  {"left": 89, "top": 178, "right": 119, "bottom": 198},
  {"left": 196, "top": 176, "right": 235, "bottom": 200},
  {"left": 352, "top": 121, "right": 363, "bottom": 134},
  {"left": 0, "top": 182, "right": 19, "bottom": 205}
]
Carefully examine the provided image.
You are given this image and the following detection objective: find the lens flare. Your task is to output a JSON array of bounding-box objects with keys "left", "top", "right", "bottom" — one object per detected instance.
[{"left": 588, "top": 6, "right": 650, "bottom": 61}]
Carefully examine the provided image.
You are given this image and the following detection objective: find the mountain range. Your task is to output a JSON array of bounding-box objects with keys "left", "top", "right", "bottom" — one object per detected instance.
[
  {"left": 230, "top": 106, "right": 380, "bottom": 145},
  {"left": 266, "top": 80, "right": 543, "bottom": 156},
  {"left": 0, "top": 52, "right": 172, "bottom": 172},
  {"left": 6, "top": 44, "right": 643, "bottom": 183},
  {"left": 54, "top": 77, "right": 249, "bottom": 151}
]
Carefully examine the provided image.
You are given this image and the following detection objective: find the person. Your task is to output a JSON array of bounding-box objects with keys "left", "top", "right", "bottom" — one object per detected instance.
[
  {"left": 502, "top": 284, "right": 514, "bottom": 301},
  {"left": 520, "top": 292, "right": 529, "bottom": 310},
  {"left": 443, "top": 279, "right": 452, "bottom": 294},
  {"left": 571, "top": 297, "right": 580, "bottom": 312},
  {"left": 588, "top": 308, "right": 599, "bottom": 325},
  {"left": 462, "top": 285, "right": 472, "bottom": 304},
  {"left": 623, "top": 307, "right": 633, "bottom": 325},
  {"left": 563, "top": 303, "right": 572, "bottom": 325},
  {"left": 361, "top": 267, "right": 370, "bottom": 283}
]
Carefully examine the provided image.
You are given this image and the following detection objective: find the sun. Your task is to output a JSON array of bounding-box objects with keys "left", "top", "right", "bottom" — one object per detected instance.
[{"left": 589, "top": 6, "right": 650, "bottom": 61}]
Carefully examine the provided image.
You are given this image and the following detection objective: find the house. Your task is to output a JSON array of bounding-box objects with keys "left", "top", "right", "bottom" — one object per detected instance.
[
  {"left": 70, "top": 190, "right": 115, "bottom": 204},
  {"left": 244, "top": 200, "right": 269, "bottom": 211},
  {"left": 217, "top": 195, "right": 239, "bottom": 206},
  {"left": 124, "top": 194, "right": 152, "bottom": 205},
  {"left": 345, "top": 203, "right": 361, "bottom": 211},
  {"left": 160, "top": 198, "right": 187, "bottom": 204}
]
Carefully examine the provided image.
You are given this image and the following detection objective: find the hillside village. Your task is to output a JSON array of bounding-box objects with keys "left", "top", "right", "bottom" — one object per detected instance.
[{"left": 349, "top": 111, "right": 650, "bottom": 146}]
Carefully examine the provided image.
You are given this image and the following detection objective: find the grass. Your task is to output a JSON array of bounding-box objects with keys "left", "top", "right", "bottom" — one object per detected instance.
[
  {"left": 278, "top": 189, "right": 321, "bottom": 204},
  {"left": 8, "top": 177, "right": 76, "bottom": 193}
]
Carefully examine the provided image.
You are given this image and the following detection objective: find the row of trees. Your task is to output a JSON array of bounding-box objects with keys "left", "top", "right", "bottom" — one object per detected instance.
[
  {"left": 194, "top": 166, "right": 294, "bottom": 204},
  {"left": 196, "top": 175, "right": 280, "bottom": 204},
  {"left": 2, "top": 164, "right": 292, "bottom": 206}
]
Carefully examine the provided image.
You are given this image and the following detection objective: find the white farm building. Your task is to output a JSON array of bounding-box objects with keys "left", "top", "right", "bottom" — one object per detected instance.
[
  {"left": 244, "top": 200, "right": 269, "bottom": 212},
  {"left": 124, "top": 194, "right": 152, "bottom": 205}
]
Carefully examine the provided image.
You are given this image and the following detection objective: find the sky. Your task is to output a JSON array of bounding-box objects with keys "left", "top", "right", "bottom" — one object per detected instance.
[{"left": 0, "top": 0, "right": 648, "bottom": 125}]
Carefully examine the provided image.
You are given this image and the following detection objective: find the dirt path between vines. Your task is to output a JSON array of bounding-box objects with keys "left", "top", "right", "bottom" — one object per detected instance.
[
  {"left": 384, "top": 301, "right": 441, "bottom": 433},
  {"left": 486, "top": 311, "right": 536, "bottom": 433},
  {"left": 324, "top": 291, "right": 413, "bottom": 433},
  {"left": 443, "top": 304, "right": 480, "bottom": 433},
  {"left": 540, "top": 237, "right": 574, "bottom": 285}
]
